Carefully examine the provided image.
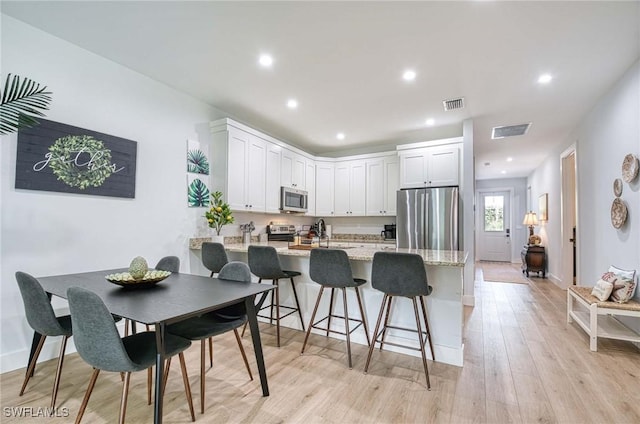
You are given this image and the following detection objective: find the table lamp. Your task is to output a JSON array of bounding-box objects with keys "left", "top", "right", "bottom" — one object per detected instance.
[{"left": 523, "top": 211, "right": 540, "bottom": 245}]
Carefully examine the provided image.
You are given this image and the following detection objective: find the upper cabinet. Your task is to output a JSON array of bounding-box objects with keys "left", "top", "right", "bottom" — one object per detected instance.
[
  {"left": 265, "top": 143, "right": 282, "bottom": 214},
  {"left": 315, "top": 162, "right": 335, "bottom": 217},
  {"left": 334, "top": 160, "right": 366, "bottom": 216},
  {"left": 366, "top": 155, "right": 399, "bottom": 216},
  {"left": 281, "top": 148, "right": 306, "bottom": 189},
  {"left": 399, "top": 143, "right": 460, "bottom": 188},
  {"left": 224, "top": 126, "right": 267, "bottom": 212},
  {"left": 305, "top": 160, "right": 316, "bottom": 216}
]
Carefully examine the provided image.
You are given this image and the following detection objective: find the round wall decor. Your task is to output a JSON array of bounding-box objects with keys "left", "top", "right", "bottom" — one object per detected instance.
[
  {"left": 613, "top": 178, "right": 623, "bottom": 197},
  {"left": 611, "top": 198, "right": 627, "bottom": 229},
  {"left": 621, "top": 153, "right": 639, "bottom": 183}
]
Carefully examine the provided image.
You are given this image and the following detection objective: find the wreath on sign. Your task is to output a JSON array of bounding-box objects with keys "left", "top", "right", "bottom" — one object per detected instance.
[{"left": 48, "top": 135, "right": 113, "bottom": 189}]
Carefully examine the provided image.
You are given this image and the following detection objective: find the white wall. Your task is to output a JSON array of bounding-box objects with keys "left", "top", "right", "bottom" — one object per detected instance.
[
  {"left": 475, "top": 177, "right": 528, "bottom": 262},
  {"left": 0, "top": 16, "right": 226, "bottom": 371},
  {"left": 528, "top": 61, "right": 640, "bottom": 331}
]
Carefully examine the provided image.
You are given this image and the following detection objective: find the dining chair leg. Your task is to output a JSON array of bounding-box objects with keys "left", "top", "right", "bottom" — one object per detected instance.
[
  {"left": 124, "top": 319, "right": 130, "bottom": 337},
  {"left": 147, "top": 367, "right": 152, "bottom": 405},
  {"left": 419, "top": 296, "right": 435, "bottom": 361},
  {"left": 364, "top": 294, "right": 389, "bottom": 374},
  {"left": 200, "top": 340, "right": 205, "bottom": 414},
  {"left": 327, "top": 288, "right": 335, "bottom": 337},
  {"left": 290, "top": 277, "right": 305, "bottom": 331},
  {"left": 233, "top": 329, "right": 253, "bottom": 380},
  {"left": 354, "top": 287, "right": 371, "bottom": 347},
  {"left": 412, "top": 297, "right": 431, "bottom": 390},
  {"left": 118, "top": 371, "right": 131, "bottom": 424},
  {"left": 301, "top": 286, "right": 324, "bottom": 355},
  {"left": 379, "top": 295, "right": 393, "bottom": 352},
  {"left": 269, "top": 279, "right": 277, "bottom": 325},
  {"left": 178, "top": 352, "right": 195, "bottom": 422},
  {"left": 162, "top": 357, "right": 172, "bottom": 397},
  {"left": 208, "top": 337, "right": 213, "bottom": 367},
  {"left": 50, "top": 335, "right": 69, "bottom": 408},
  {"left": 342, "top": 288, "right": 353, "bottom": 369},
  {"left": 20, "top": 335, "right": 45, "bottom": 396},
  {"left": 75, "top": 368, "right": 100, "bottom": 424}
]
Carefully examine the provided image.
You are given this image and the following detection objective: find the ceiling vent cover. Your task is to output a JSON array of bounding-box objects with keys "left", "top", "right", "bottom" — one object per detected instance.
[
  {"left": 443, "top": 97, "right": 465, "bottom": 111},
  {"left": 491, "top": 123, "right": 531, "bottom": 139}
]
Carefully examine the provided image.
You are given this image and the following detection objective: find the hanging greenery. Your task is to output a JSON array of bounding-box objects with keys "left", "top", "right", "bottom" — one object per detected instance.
[{"left": 0, "top": 73, "right": 52, "bottom": 135}]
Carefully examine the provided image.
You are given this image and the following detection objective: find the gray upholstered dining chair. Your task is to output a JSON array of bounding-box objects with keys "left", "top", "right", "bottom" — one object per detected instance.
[
  {"left": 15, "top": 271, "right": 72, "bottom": 409},
  {"left": 155, "top": 255, "right": 180, "bottom": 273},
  {"left": 247, "top": 245, "right": 305, "bottom": 347},
  {"left": 166, "top": 261, "right": 254, "bottom": 414},
  {"left": 363, "top": 252, "right": 435, "bottom": 389},
  {"left": 201, "top": 242, "right": 228, "bottom": 277},
  {"left": 301, "top": 248, "right": 371, "bottom": 369},
  {"left": 68, "top": 286, "right": 195, "bottom": 423}
]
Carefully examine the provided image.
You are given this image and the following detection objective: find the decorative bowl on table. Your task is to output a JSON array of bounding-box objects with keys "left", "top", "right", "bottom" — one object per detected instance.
[{"left": 105, "top": 270, "right": 171, "bottom": 289}]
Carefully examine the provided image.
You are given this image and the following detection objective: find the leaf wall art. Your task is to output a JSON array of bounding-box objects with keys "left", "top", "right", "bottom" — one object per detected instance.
[
  {"left": 186, "top": 139, "right": 210, "bottom": 175},
  {"left": 187, "top": 174, "right": 210, "bottom": 207}
]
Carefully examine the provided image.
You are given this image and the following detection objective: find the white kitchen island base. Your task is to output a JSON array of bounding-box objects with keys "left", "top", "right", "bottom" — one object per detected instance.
[{"left": 190, "top": 241, "right": 467, "bottom": 367}]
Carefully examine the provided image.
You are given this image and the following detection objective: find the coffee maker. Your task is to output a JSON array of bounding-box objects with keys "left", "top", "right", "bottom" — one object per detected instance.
[{"left": 381, "top": 224, "right": 396, "bottom": 240}]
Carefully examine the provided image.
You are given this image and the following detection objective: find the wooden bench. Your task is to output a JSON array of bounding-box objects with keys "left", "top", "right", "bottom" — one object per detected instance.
[{"left": 567, "top": 286, "right": 640, "bottom": 351}]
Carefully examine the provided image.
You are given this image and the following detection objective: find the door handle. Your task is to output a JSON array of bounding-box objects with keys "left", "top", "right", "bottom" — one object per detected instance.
[{"left": 506, "top": 228, "right": 510, "bottom": 238}]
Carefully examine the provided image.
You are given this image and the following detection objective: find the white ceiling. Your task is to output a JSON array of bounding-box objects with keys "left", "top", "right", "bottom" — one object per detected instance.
[{"left": 3, "top": 1, "right": 639, "bottom": 179}]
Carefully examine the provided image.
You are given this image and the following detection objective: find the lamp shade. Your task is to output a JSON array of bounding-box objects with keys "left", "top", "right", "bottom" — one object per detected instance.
[{"left": 523, "top": 212, "right": 539, "bottom": 226}]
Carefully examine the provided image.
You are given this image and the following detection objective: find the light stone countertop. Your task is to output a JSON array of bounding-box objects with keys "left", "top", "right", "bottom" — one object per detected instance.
[{"left": 220, "top": 241, "right": 468, "bottom": 267}]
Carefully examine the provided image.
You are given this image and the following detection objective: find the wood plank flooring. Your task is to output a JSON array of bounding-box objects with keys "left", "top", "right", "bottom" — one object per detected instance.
[{"left": 1, "top": 265, "right": 639, "bottom": 423}]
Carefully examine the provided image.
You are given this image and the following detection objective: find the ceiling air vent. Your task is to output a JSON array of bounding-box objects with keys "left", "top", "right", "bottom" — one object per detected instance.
[
  {"left": 491, "top": 123, "right": 531, "bottom": 139},
  {"left": 442, "top": 97, "right": 465, "bottom": 111}
]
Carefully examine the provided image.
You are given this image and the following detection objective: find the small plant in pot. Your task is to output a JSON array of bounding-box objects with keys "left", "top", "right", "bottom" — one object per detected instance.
[{"left": 205, "top": 191, "right": 234, "bottom": 239}]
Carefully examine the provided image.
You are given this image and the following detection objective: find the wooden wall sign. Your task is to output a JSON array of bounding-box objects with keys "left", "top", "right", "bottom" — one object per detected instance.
[{"left": 15, "top": 118, "right": 137, "bottom": 198}]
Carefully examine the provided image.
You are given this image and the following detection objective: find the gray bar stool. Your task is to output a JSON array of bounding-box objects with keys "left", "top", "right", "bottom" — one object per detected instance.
[
  {"left": 202, "top": 242, "right": 228, "bottom": 277},
  {"left": 247, "top": 245, "right": 305, "bottom": 347},
  {"left": 363, "top": 252, "right": 435, "bottom": 389},
  {"left": 301, "top": 248, "right": 371, "bottom": 369}
]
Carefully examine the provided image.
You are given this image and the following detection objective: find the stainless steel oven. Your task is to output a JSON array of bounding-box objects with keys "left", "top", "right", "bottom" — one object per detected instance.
[{"left": 280, "top": 187, "right": 308, "bottom": 213}]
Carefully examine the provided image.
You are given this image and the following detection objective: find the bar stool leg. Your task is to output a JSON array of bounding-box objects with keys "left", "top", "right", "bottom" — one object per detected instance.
[
  {"left": 354, "top": 287, "right": 371, "bottom": 347},
  {"left": 364, "top": 294, "right": 390, "bottom": 373},
  {"left": 290, "top": 277, "right": 305, "bottom": 331},
  {"left": 327, "top": 288, "right": 335, "bottom": 337},
  {"left": 419, "top": 296, "right": 435, "bottom": 361},
  {"left": 269, "top": 279, "right": 276, "bottom": 325},
  {"left": 301, "top": 286, "right": 325, "bottom": 354},
  {"left": 275, "top": 279, "right": 281, "bottom": 348},
  {"left": 379, "top": 295, "right": 393, "bottom": 351},
  {"left": 412, "top": 297, "right": 431, "bottom": 390},
  {"left": 342, "top": 288, "right": 353, "bottom": 369}
]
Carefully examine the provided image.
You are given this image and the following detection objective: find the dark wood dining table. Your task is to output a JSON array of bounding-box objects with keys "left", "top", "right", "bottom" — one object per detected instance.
[{"left": 35, "top": 268, "right": 275, "bottom": 424}]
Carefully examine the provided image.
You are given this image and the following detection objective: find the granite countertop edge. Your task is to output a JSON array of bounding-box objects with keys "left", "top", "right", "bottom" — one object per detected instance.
[{"left": 190, "top": 238, "right": 467, "bottom": 267}]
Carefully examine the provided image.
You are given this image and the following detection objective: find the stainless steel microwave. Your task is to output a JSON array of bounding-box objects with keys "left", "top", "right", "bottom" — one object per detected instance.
[{"left": 280, "top": 187, "right": 308, "bottom": 213}]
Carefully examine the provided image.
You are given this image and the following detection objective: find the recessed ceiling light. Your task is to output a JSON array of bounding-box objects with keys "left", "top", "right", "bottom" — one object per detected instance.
[
  {"left": 506, "top": 157, "right": 513, "bottom": 162},
  {"left": 287, "top": 99, "right": 298, "bottom": 109},
  {"left": 425, "top": 118, "right": 435, "bottom": 126},
  {"left": 259, "top": 54, "right": 273, "bottom": 67},
  {"left": 336, "top": 132, "right": 345, "bottom": 140},
  {"left": 501, "top": 170, "right": 507, "bottom": 174},
  {"left": 402, "top": 70, "right": 416, "bottom": 81},
  {"left": 538, "top": 73, "right": 552, "bottom": 84}
]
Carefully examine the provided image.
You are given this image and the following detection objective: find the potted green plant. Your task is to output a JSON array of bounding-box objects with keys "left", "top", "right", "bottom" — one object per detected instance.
[{"left": 205, "top": 191, "right": 234, "bottom": 241}]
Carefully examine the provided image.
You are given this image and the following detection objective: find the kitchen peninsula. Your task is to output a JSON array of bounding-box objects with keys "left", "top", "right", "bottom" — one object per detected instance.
[{"left": 190, "top": 239, "right": 468, "bottom": 366}]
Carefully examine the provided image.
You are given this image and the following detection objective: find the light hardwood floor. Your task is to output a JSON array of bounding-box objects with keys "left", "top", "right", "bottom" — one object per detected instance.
[{"left": 2, "top": 266, "right": 639, "bottom": 423}]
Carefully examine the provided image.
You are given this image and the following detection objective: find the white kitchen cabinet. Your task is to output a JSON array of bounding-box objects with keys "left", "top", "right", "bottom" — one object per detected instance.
[
  {"left": 315, "top": 162, "right": 335, "bottom": 217},
  {"left": 334, "top": 160, "right": 366, "bottom": 216},
  {"left": 305, "top": 160, "right": 316, "bottom": 216},
  {"left": 366, "top": 155, "right": 399, "bottom": 216},
  {"left": 265, "top": 143, "right": 282, "bottom": 213},
  {"left": 218, "top": 126, "right": 266, "bottom": 212},
  {"left": 399, "top": 144, "right": 459, "bottom": 188},
  {"left": 281, "top": 148, "right": 306, "bottom": 189}
]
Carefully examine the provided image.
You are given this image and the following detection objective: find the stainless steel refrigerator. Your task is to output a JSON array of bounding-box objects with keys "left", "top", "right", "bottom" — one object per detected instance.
[{"left": 396, "top": 186, "right": 459, "bottom": 250}]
